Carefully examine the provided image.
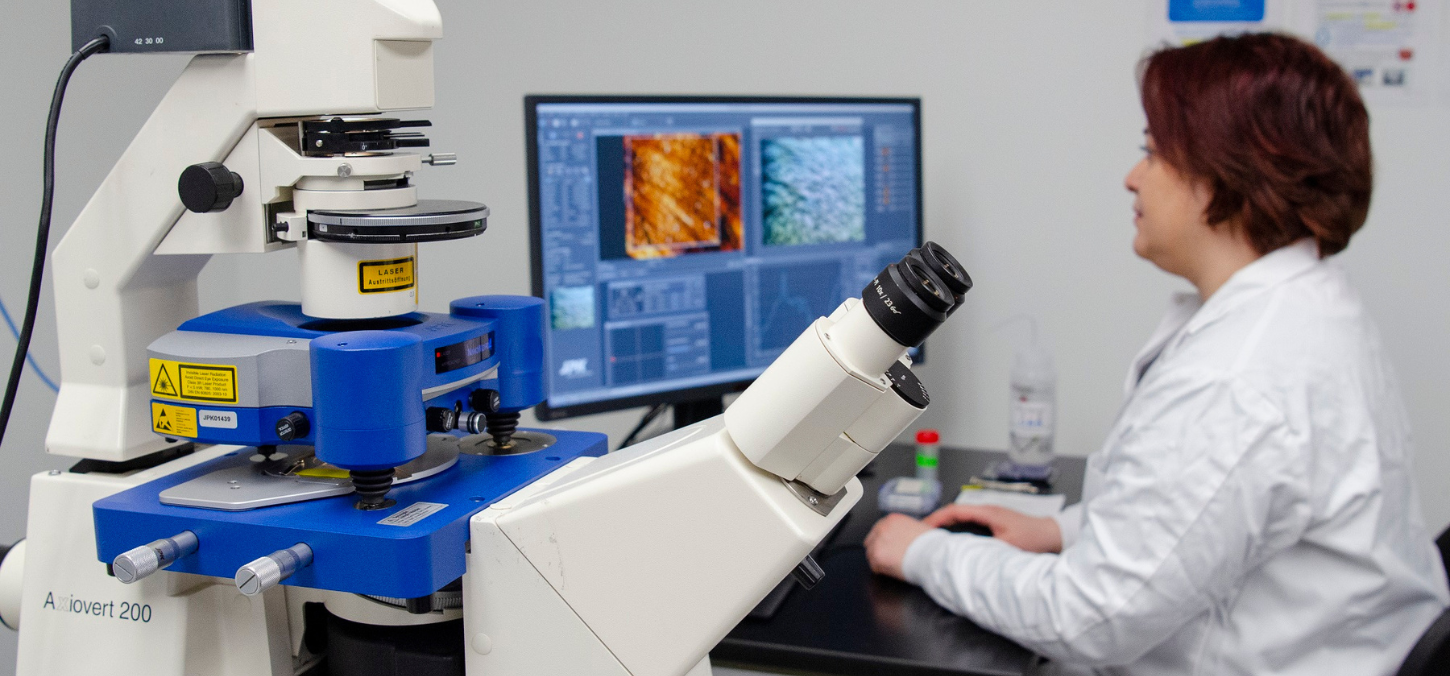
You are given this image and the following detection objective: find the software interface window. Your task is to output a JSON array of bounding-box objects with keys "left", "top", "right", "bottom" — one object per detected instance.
[{"left": 533, "top": 100, "right": 919, "bottom": 412}]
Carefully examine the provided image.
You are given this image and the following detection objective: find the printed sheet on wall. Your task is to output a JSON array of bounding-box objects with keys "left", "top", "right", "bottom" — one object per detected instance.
[{"left": 1148, "top": 0, "right": 1446, "bottom": 106}]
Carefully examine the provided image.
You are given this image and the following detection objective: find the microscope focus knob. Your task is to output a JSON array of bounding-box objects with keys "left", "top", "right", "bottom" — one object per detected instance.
[
  {"left": 179, "top": 162, "right": 244, "bottom": 213},
  {"left": 275, "top": 412, "right": 310, "bottom": 442}
]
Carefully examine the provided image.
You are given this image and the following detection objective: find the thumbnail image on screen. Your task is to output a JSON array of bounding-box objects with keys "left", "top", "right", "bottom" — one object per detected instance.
[
  {"left": 598, "top": 133, "right": 743, "bottom": 260},
  {"left": 762, "top": 136, "right": 866, "bottom": 247}
]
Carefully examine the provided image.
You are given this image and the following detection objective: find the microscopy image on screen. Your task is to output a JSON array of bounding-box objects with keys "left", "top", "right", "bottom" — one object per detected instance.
[
  {"left": 550, "top": 286, "right": 596, "bottom": 330},
  {"left": 761, "top": 136, "right": 866, "bottom": 246},
  {"left": 609, "top": 133, "right": 742, "bottom": 260}
]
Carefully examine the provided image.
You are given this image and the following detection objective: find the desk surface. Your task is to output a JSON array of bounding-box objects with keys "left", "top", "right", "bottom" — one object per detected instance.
[{"left": 712, "top": 446, "right": 1086, "bottom": 676}]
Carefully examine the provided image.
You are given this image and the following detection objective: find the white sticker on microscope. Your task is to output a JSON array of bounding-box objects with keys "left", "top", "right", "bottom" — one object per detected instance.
[
  {"left": 198, "top": 410, "right": 238, "bottom": 429},
  {"left": 378, "top": 502, "right": 448, "bottom": 526}
]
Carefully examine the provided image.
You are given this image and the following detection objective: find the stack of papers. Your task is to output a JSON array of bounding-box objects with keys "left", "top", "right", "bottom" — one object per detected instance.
[{"left": 954, "top": 486, "right": 1066, "bottom": 517}]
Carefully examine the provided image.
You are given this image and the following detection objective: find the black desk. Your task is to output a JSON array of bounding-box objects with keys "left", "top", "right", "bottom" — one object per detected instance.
[{"left": 712, "top": 446, "right": 1086, "bottom": 676}]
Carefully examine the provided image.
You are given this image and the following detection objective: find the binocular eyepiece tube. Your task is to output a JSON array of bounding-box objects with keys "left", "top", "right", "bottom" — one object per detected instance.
[{"left": 861, "top": 241, "right": 972, "bottom": 349}]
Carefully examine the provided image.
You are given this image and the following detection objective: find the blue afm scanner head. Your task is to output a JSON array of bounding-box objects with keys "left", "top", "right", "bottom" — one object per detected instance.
[
  {"left": 148, "top": 295, "right": 547, "bottom": 450},
  {"left": 310, "top": 331, "right": 427, "bottom": 471}
]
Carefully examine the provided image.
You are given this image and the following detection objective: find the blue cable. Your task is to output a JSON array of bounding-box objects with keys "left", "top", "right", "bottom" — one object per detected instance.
[{"left": 0, "top": 296, "right": 59, "bottom": 393}]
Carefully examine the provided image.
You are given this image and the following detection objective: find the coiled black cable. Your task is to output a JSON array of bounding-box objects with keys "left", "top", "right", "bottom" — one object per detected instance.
[{"left": 0, "top": 35, "right": 109, "bottom": 447}]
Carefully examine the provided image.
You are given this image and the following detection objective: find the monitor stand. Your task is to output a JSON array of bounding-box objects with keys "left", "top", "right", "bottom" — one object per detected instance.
[{"left": 672, "top": 397, "right": 724, "bottom": 430}]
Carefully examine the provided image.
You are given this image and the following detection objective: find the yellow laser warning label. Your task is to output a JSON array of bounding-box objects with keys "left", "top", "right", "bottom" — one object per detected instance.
[
  {"left": 149, "top": 359, "right": 239, "bottom": 404},
  {"left": 359, "top": 256, "right": 416, "bottom": 294},
  {"left": 151, "top": 402, "right": 197, "bottom": 438}
]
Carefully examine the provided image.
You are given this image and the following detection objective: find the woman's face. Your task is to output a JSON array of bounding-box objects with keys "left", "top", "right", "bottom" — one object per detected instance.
[{"left": 1124, "top": 135, "right": 1214, "bottom": 277}]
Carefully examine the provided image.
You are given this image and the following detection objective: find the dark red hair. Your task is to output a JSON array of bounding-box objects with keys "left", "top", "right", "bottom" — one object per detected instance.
[{"left": 1140, "top": 33, "right": 1372, "bottom": 256}]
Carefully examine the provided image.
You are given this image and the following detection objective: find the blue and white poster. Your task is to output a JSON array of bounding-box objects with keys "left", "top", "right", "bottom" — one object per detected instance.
[{"left": 1149, "top": 0, "right": 1444, "bottom": 106}]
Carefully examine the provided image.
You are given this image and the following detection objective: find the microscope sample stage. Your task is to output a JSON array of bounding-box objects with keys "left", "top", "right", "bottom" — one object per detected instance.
[{"left": 95, "top": 430, "right": 605, "bottom": 600}]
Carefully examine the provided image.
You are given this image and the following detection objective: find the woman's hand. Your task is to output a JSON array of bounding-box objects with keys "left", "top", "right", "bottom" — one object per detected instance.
[
  {"left": 864, "top": 513, "right": 936, "bottom": 581},
  {"left": 865, "top": 505, "right": 1066, "bottom": 582},
  {"left": 923, "top": 504, "right": 1064, "bottom": 554}
]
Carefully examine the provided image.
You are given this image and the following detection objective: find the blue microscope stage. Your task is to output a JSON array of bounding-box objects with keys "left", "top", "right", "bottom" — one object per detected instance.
[{"left": 93, "top": 430, "right": 605, "bottom": 599}]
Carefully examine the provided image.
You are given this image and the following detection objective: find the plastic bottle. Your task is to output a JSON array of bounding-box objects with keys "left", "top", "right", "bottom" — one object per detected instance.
[
  {"left": 914, "top": 429, "right": 940, "bottom": 483},
  {"left": 1007, "top": 324, "right": 1056, "bottom": 479}
]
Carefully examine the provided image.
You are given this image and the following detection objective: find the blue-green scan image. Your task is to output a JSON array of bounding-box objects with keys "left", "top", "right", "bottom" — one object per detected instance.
[{"left": 761, "top": 136, "right": 866, "bottom": 246}]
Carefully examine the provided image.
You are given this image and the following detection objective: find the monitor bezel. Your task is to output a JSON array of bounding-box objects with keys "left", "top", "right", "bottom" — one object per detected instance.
[{"left": 526, "top": 94, "right": 925, "bottom": 421}]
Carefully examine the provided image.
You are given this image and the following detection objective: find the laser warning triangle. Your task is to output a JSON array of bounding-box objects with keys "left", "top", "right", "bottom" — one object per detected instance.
[{"left": 152, "top": 365, "right": 177, "bottom": 397}]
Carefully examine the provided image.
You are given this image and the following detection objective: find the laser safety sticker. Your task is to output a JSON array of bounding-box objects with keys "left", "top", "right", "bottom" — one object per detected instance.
[
  {"left": 149, "top": 359, "right": 238, "bottom": 404},
  {"left": 359, "top": 256, "right": 416, "bottom": 294}
]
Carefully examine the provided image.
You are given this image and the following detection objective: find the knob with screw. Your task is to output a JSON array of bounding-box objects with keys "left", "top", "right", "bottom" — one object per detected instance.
[
  {"left": 178, "top": 162, "right": 244, "bottom": 213},
  {"left": 114, "top": 531, "right": 200, "bottom": 584},
  {"left": 236, "top": 543, "right": 313, "bottom": 596}
]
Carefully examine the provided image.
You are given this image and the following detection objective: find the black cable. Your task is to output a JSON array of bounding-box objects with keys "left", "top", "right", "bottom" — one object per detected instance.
[
  {"left": 0, "top": 35, "right": 109, "bottom": 448},
  {"left": 618, "top": 403, "right": 668, "bottom": 449}
]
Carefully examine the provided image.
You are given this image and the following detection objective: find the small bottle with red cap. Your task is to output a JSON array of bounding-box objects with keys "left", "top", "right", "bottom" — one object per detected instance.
[{"left": 915, "top": 428, "right": 941, "bottom": 484}]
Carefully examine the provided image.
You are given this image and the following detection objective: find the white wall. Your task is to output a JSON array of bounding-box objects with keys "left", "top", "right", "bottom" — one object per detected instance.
[{"left": 1, "top": 1, "right": 1448, "bottom": 672}]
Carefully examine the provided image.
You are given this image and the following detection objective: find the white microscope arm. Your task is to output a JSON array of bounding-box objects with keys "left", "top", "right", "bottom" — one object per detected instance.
[
  {"left": 46, "top": 0, "right": 442, "bottom": 462},
  {"left": 464, "top": 248, "right": 969, "bottom": 676}
]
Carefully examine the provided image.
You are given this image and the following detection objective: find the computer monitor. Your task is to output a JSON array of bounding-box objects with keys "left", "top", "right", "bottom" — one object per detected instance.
[{"left": 527, "top": 96, "right": 923, "bottom": 422}]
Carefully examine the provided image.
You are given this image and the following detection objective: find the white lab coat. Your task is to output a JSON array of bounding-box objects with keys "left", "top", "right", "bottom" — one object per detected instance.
[{"left": 902, "top": 239, "right": 1450, "bottom": 674}]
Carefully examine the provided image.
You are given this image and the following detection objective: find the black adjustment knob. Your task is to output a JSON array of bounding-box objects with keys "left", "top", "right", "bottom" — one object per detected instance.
[
  {"left": 275, "top": 412, "right": 310, "bottom": 441},
  {"left": 790, "top": 555, "right": 826, "bottom": 590},
  {"left": 426, "top": 406, "right": 458, "bottom": 433},
  {"left": 179, "top": 162, "right": 244, "bottom": 213},
  {"left": 470, "top": 389, "right": 501, "bottom": 414}
]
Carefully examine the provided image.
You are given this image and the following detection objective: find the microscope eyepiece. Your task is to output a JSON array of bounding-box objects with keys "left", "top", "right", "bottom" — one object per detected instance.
[
  {"left": 919, "top": 242, "right": 972, "bottom": 300},
  {"left": 861, "top": 246, "right": 962, "bottom": 348}
]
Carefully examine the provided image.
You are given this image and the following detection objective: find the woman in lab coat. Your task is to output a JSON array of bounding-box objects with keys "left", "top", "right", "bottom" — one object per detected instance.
[{"left": 864, "top": 33, "right": 1450, "bottom": 675}]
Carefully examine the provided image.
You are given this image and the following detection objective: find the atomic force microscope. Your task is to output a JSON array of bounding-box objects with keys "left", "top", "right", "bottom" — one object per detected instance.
[{"left": 0, "top": 2, "right": 973, "bottom": 675}]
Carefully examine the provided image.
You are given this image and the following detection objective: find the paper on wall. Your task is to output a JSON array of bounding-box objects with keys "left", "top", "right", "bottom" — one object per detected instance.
[{"left": 1146, "top": 0, "right": 1445, "bottom": 106}]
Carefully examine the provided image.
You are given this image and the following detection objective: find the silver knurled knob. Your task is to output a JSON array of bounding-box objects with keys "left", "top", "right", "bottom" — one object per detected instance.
[
  {"left": 424, "top": 153, "right": 457, "bottom": 166},
  {"left": 235, "top": 543, "right": 313, "bottom": 597},
  {"left": 113, "top": 531, "right": 199, "bottom": 584}
]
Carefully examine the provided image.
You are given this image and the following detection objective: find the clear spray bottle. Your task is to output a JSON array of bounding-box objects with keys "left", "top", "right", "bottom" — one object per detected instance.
[{"left": 1003, "top": 317, "right": 1055, "bottom": 482}]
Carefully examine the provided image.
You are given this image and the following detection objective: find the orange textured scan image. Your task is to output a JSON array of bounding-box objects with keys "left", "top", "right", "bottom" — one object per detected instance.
[{"left": 623, "top": 133, "right": 742, "bottom": 259}]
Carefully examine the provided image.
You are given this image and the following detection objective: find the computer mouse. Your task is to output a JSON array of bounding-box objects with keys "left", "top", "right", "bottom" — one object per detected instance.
[{"left": 943, "top": 521, "right": 993, "bottom": 537}]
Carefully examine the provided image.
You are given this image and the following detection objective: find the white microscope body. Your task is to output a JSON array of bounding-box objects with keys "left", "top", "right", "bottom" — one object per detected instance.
[{"left": 3, "top": 1, "right": 972, "bottom": 674}]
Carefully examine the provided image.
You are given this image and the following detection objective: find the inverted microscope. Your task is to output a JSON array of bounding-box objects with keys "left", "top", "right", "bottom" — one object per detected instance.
[{"left": 0, "top": 2, "right": 973, "bottom": 674}]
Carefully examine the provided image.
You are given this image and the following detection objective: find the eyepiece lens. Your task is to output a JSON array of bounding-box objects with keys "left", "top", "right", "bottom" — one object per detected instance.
[
  {"left": 909, "top": 263, "right": 941, "bottom": 297},
  {"left": 921, "top": 242, "right": 972, "bottom": 296},
  {"left": 931, "top": 249, "right": 959, "bottom": 278}
]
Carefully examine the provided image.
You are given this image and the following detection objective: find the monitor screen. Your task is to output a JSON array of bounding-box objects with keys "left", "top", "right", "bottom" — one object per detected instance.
[{"left": 528, "top": 96, "right": 923, "bottom": 420}]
